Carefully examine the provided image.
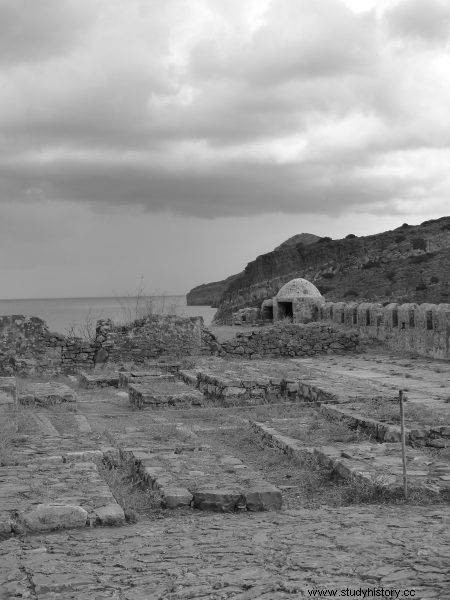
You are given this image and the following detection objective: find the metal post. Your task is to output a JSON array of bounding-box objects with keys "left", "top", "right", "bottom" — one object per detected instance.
[{"left": 399, "top": 389, "right": 408, "bottom": 499}]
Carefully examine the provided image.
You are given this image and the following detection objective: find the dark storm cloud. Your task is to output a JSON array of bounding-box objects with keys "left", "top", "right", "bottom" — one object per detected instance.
[{"left": 0, "top": 0, "right": 449, "bottom": 221}]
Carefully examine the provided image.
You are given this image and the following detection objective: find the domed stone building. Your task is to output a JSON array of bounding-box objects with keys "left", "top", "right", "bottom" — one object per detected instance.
[{"left": 271, "top": 278, "right": 324, "bottom": 323}]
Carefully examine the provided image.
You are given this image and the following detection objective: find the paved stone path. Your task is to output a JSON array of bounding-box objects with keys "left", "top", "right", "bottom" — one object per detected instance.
[{"left": 1, "top": 506, "right": 449, "bottom": 599}]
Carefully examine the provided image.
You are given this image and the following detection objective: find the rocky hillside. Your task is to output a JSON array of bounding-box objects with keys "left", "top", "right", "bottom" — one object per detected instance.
[
  {"left": 209, "top": 217, "right": 450, "bottom": 323},
  {"left": 186, "top": 234, "right": 319, "bottom": 307},
  {"left": 186, "top": 274, "right": 240, "bottom": 307}
]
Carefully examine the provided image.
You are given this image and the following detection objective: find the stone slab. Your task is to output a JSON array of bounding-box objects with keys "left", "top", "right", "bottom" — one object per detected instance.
[
  {"left": 79, "top": 371, "right": 120, "bottom": 389},
  {"left": 19, "top": 382, "right": 76, "bottom": 406},
  {"left": 119, "top": 369, "right": 175, "bottom": 389},
  {"left": 125, "top": 446, "right": 282, "bottom": 512},
  {"left": 128, "top": 380, "right": 204, "bottom": 409}
]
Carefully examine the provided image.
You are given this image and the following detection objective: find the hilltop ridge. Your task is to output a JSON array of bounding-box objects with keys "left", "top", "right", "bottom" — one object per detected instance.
[{"left": 187, "top": 217, "right": 450, "bottom": 323}]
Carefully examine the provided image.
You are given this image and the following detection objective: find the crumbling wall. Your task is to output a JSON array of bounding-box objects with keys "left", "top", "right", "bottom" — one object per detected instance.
[
  {"left": 94, "top": 315, "right": 206, "bottom": 364},
  {"left": 0, "top": 315, "right": 63, "bottom": 375},
  {"left": 220, "top": 322, "right": 360, "bottom": 358},
  {"left": 318, "top": 301, "right": 450, "bottom": 359},
  {"left": 232, "top": 307, "right": 260, "bottom": 325}
]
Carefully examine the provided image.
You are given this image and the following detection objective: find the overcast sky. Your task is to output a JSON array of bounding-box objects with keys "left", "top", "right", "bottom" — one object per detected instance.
[{"left": 1, "top": 0, "right": 449, "bottom": 299}]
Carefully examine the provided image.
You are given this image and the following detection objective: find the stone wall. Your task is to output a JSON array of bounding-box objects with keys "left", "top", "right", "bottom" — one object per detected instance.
[
  {"left": 61, "top": 339, "right": 96, "bottom": 372},
  {"left": 94, "top": 315, "right": 206, "bottom": 364},
  {"left": 220, "top": 322, "right": 360, "bottom": 358},
  {"left": 0, "top": 315, "right": 64, "bottom": 375},
  {"left": 318, "top": 301, "right": 450, "bottom": 360},
  {"left": 0, "top": 313, "right": 214, "bottom": 375},
  {"left": 232, "top": 307, "right": 260, "bottom": 326}
]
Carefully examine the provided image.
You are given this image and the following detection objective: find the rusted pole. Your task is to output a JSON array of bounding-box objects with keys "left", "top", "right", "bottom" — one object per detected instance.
[{"left": 399, "top": 389, "right": 408, "bottom": 499}]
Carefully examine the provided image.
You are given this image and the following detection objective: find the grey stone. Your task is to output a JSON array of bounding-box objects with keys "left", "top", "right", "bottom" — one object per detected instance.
[
  {"left": 193, "top": 489, "right": 242, "bottom": 512},
  {"left": 20, "top": 504, "right": 88, "bottom": 532},
  {"left": 94, "top": 503, "right": 125, "bottom": 525},
  {"left": 162, "top": 487, "right": 193, "bottom": 508},
  {"left": 244, "top": 488, "right": 282, "bottom": 511}
]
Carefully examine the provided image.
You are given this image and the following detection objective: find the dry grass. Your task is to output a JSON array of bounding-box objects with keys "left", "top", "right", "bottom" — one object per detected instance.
[
  {"left": 346, "top": 396, "right": 445, "bottom": 427},
  {"left": 202, "top": 425, "right": 442, "bottom": 508},
  {"left": 0, "top": 408, "right": 29, "bottom": 466},
  {"left": 97, "top": 458, "right": 164, "bottom": 522}
]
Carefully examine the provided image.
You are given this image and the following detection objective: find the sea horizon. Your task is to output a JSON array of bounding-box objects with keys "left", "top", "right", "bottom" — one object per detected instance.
[{"left": 0, "top": 294, "right": 216, "bottom": 334}]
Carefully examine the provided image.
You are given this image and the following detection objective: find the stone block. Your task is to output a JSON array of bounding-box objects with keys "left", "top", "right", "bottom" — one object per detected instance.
[
  {"left": 162, "top": 487, "right": 193, "bottom": 508},
  {"left": 193, "top": 489, "right": 243, "bottom": 512},
  {"left": 20, "top": 503, "right": 88, "bottom": 532},
  {"left": 244, "top": 487, "right": 282, "bottom": 511},
  {"left": 93, "top": 503, "right": 125, "bottom": 525}
]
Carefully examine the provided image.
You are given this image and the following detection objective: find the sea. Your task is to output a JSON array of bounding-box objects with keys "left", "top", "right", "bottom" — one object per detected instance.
[{"left": 0, "top": 296, "right": 216, "bottom": 335}]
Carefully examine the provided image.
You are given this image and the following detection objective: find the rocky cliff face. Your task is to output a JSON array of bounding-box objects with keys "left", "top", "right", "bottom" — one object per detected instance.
[
  {"left": 211, "top": 217, "right": 450, "bottom": 323},
  {"left": 186, "top": 274, "right": 240, "bottom": 307},
  {"left": 186, "top": 233, "right": 319, "bottom": 306}
]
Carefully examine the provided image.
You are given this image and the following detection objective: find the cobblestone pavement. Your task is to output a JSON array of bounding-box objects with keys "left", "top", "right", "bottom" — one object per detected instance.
[
  {"left": 1, "top": 360, "right": 449, "bottom": 600},
  {"left": 1, "top": 506, "right": 449, "bottom": 599}
]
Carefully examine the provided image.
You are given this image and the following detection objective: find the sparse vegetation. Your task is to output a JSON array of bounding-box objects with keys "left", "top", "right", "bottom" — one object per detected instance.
[
  {"left": 98, "top": 458, "right": 164, "bottom": 521},
  {"left": 362, "top": 259, "right": 381, "bottom": 269},
  {"left": 386, "top": 269, "right": 396, "bottom": 282},
  {"left": 411, "top": 237, "right": 427, "bottom": 251},
  {"left": 0, "top": 408, "right": 28, "bottom": 466},
  {"left": 410, "top": 252, "right": 437, "bottom": 264}
]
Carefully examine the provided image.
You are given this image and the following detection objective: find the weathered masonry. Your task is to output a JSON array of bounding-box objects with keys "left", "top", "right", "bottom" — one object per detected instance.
[
  {"left": 248, "top": 277, "right": 449, "bottom": 360},
  {"left": 319, "top": 301, "right": 450, "bottom": 360}
]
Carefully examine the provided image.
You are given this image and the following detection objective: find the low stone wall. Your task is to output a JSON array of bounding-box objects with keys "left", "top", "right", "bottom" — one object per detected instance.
[
  {"left": 219, "top": 322, "right": 360, "bottom": 358},
  {"left": 179, "top": 368, "right": 339, "bottom": 405},
  {"left": 319, "top": 301, "right": 450, "bottom": 360},
  {"left": 61, "top": 339, "right": 96, "bottom": 372}
]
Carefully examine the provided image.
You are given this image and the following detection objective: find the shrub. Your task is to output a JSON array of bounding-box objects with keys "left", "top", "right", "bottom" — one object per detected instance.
[
  {"left": 322, "top": 272, "right": 334, "bottom": 279},
  {"left": 362, "top": 259, "right": 381, "bottom": 270},
  {"left": 395, "top": 234, "right": 406, "bottom": 243},
  {"left": 318, "top": 236, "right": 333, "bottom": 243},
  {"left": 416, "top": 283, "right": 427, "bottom": 291},
  {"left": 441, "top": 222, "right": 450, "bottom": 231},
  {"left": 345, "top": 234, "right": 356, "bottom": 239},
  {"left": 411, "top": 237, "right": 427, "bottom": 251},
  {"left": 410, "top": 252, "right": 436, "bottom": 264},
  {"left": 343, "top": 289, "right": 359, "bottom": 298},
  {"left": 430, "top": 276, "right": 439, "bottom": 284},
  {"left": 400, "top": 223, "right": 410, "bottom": 228},
  {"left": 385, "top": 269, "right": 396, "bottom": 282}
]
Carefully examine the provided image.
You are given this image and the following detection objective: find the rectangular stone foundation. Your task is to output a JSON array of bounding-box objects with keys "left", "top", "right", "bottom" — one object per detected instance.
[
  {"left": 0, "top": 451, "right": 124, "bottom": 537},
  {"left": 19, "top": 382, "right": 77, "bottom": 406},
  {"left": 251, "top": 421, "right": 449, "bottom": 498},
  {"left": 122, "top": 446, "right": 282, "bottom": 511},
  {"left": 180, "top": 368, "right": 337, "bottom": 406},
  {"left": 79, "top": 371, "right": 120, "bottom": 388},
  {"left": 128, "top": 380, "right": 204, "bottom": 409},
  {"left": 118, "top": 370, "right": 175, "bottom": 388}
]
